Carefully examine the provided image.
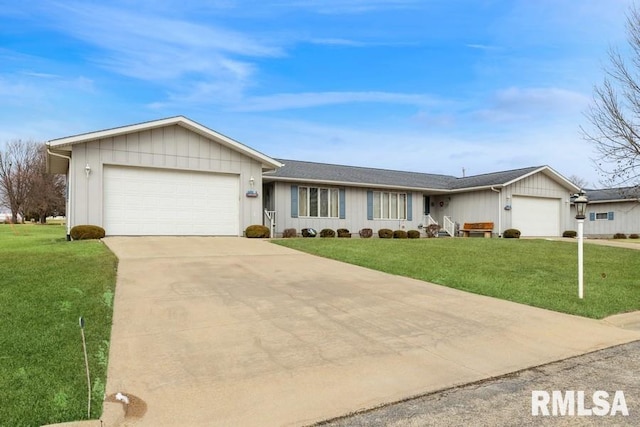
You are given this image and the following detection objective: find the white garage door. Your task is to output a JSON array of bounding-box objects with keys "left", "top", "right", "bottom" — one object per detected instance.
[
  {"left": 511, "top": 196, "right": 561, "bottom": 237},
  {"left": 103, "top": 166, "right": 239, "bottom": 236}
]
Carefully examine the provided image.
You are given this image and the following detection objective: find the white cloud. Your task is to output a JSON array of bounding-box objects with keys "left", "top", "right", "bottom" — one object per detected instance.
[
  {"left": 229, "top": 91, "right": 441, "bottom": 112},
  {"left": 474, "top": 87, "right": 590, "bottom": 123}
]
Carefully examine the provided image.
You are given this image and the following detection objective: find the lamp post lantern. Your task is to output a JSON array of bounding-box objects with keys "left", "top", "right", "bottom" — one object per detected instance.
[{"left": 574, "top": 192, "right": 588, "bottom": 299}]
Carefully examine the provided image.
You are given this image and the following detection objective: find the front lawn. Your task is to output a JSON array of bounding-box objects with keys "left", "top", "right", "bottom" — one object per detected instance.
[
  {"left": 273, "top": 238, "right": 640, "bottom": 319},
  {"left": 0, "top": 224, "right": 117, "bottom": 426}
]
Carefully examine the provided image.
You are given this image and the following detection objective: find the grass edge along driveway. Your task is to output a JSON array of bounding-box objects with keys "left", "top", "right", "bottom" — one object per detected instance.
[
  {"left": 0, "top": 224, "right": 117, "bottom": 426},
  {"left": 273, "top": 237, "right": 640, "bottom": 319}
]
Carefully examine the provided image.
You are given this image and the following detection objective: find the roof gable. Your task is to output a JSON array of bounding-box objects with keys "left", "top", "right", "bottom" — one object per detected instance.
[{"left": 47, "top": 116, "right": 282, "bottom": 169}]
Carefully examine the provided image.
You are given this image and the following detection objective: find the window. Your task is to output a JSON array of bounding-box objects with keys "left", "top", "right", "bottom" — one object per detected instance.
[
  {"left": 299, "top": 186, "right": 340, "bottom": 218},
  {"left": 373, "top": 191, "right": 407, "bottom": 219},
  {"left": 590, "top": 211, "right": 614, "bottom": 221}
]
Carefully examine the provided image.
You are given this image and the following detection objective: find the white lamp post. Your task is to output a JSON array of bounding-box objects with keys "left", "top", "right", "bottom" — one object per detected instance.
[{"left": 574, "top": 192, "right": 588, "bottom": 299}]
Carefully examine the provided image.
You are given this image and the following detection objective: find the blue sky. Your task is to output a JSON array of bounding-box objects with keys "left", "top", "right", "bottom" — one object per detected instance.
[{"left": 0, "top": 0, "right": 634, "bottom": 186}]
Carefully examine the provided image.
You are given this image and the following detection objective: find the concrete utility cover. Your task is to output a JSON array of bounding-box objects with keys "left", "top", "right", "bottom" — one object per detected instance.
[{"left": 102, "top": 237, "right": 640, "bottom": 426}]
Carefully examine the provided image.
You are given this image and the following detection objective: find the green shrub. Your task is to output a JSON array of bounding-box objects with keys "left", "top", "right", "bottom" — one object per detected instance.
[
  {"left": 301, "top": 228, "right": 317, "bottom": 237},
  {"left": 393, "top": 230, "right": 408, "bottom": 239},
  {"left": 503, "top": 228, "right": 521, "bottom": 239},
  {"left": 320, "top": 228, "right": 336, "bottom": 238},
  {"left": 282, "top": 228, "right": 297, "bottom": 238},
  {"left": 378, "top": 228, "right": 393, "bottom": 239},
  {"left": 359, "top": 228, "right": 373, "bottom": 238},
  {"left": 407, "top": 230, "right": 421, "bottom": 239},
  {"left": 613, "top": 233, "right": 627, "bottom": 239},
  {"left": 337, "top": 228, "right": 351, "bottom": 238},
  {"left": 70, "top": 225, "right": 105, "bottom": 240},
  {"left": 245, "top": 224, "right": 270, "bottom": 238},
  {"left": 562, "top": 230, "right": 577, "bottom": 238},
  {"left": 630, "top": 234, "right": 639, "bottom": 239}
]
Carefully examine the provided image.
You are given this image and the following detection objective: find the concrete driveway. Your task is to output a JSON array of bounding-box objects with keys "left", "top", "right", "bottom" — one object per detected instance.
[{"left": 100, "top": 237, "right": 640, "bottom": 426}]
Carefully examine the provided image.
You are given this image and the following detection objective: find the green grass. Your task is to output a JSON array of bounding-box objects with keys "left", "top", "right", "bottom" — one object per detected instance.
[
  {"left": 273, "top": 238, "right": 640, "bottom": 319},
  {"left": 0, "top": 224, "right": 117, "bottom": 426}
]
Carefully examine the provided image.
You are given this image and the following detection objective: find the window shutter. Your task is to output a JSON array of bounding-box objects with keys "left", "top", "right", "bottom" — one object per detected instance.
[
  {"left": 339, "top": 189, "right": 346, "bottom": 219},
  {"left": 367, "top": 190, "right": 373, "bottom": 220},
  {"left": 589, "top": 212, "right": 595, "bottom": 221},
  {"left": 407, "top": 193, "right": 412, "bottom": 221},
  {"left": 608, "top": 211, "right": 614, "bottom": 221},
  {"left": 291, "top": 185, "right": 298, "bottom": 218}
]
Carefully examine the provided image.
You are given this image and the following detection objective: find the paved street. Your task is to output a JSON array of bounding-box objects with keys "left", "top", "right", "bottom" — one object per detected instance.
[{"left": 320, "top": 340, "right": 640, "bottom": 427}]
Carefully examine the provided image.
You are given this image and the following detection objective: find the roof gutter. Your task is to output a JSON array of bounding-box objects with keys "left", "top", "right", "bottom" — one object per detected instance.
[
  {"left": 491, "top": 186, "right": 502, "bottom": 237},
  {"left": 47, "top": 149, "right": 72, "bottom": 240}
]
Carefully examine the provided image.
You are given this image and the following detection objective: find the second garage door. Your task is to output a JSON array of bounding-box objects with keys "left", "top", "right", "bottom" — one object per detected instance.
[
  {"left": 511, "top": 196, "right": 561, "bottom": 237},
  {"left": 103, "top": 166, "right": 239, "bottom": 236}
]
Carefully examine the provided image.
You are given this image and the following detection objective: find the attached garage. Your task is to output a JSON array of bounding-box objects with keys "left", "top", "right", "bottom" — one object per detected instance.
[
  {"left": 46, "top": 116, "right": 283, "bottom": 238},
  {"left": 511, "top": 196, "right": 561, "bottom": 237},
  {"left": 103, "top": 166, "right": 239, "bottom": 236}
]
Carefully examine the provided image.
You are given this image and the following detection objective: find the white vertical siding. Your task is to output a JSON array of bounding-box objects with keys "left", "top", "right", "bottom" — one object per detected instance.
[
  {"left": 272, "top": 182, "right": 425, "bottom": 236},
  {"left": 71, "top": 124, "right": 264, "bottom": 235},
  {"left": 577, "top": 201, "right": 640, "bottom": 237},
  {"left": 503, "top": 173, "right": 574, "bottom": 235}
]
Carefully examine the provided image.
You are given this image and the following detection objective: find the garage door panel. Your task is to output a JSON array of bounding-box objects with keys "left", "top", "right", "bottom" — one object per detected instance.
[
  {"left": 511, "top": 196, "right": 560, "bottom": 237},
  {"left": 103, "top": 166, "right": 239, "bottom": 236}
]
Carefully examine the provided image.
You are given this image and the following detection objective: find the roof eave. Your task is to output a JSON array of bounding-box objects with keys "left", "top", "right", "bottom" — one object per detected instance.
[
  {"left": 263, "top": 175, "right": 449, "bottom": 192},
  {"left": 47, "top": 116, "right": 283, "bottom": 169}
]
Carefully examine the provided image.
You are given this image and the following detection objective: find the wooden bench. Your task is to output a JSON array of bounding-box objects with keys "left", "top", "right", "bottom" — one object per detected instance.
[{"left": 460, "top": 222, "right": 494, "bottom": 238}]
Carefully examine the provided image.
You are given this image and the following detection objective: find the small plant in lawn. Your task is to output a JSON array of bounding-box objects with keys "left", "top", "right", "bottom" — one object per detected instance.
[
  {"left": 282, "top": 228, "right": 297, "bottom": 238},
  {"left": 70, "top": 225, "right": 105, "bottom": 240},
  {"left": 407, "top": 230, "right": 421, "bottom": 239},
  {"left": 245, "top": 224, "right": 270, "bottom": 238},
  {"left": 503, "top": 228, "right": 521, "bottom": 239},
  {"left": 378, "top": 228, "right": 393, "bottom": 239},
  {"left": 393, "top": 230, "right": 408, "bottom": 239},
  {"left": 359, "top": 228, "right": 373, "bottom": 238},
  {"left": 337, "top": 228, "right": 351, "bottom": 238},
  {"left": 320, "top": 228, "right": 336, "bottom": 238}
]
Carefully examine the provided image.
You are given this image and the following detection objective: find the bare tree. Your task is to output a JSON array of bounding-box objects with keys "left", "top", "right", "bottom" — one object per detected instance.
[
  {"left": 0, "top": 140, "right": 38, "bottom": 223},
  {"left": 582, "top": 5, "right": 640, "bottom": 190},
  {"left": 24, "top": 145, "right": 66, "bottom": 223},
  {"left": 567, "top": 174, "right": 590, "bottom": 190}
]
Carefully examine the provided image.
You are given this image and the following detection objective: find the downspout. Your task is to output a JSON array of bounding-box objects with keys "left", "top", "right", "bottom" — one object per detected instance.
[
  {"left": 47, "top": 149, "right": 72, "bottom": 240},
  {"left": 491, "top": 186, "right": 502, "bottom": 237}
]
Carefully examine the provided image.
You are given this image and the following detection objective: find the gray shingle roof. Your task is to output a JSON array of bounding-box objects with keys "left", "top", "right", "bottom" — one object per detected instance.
[
  {"left": 449, "top": 166, "right": 542, "bottom": 189},
  {"left": 264, "top": 159, "right": 548, "bottom": 191},
  {"left": 584, "top": 187, "right": 639, "bottom": 202}
]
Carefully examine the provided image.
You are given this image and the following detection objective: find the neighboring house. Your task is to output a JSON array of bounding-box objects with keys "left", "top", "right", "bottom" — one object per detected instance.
[
  {"left": 46, "top": 116, "right": 580, "bottom": 238},
  {"left": 46, "top": 116, "right": 282, "bottom": 238},
  {"left": 573, "top": 187, "right": 640, "bottom": 238},
  {"left": 263, "top": 159, "right": 580, "bottom": 237}
]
